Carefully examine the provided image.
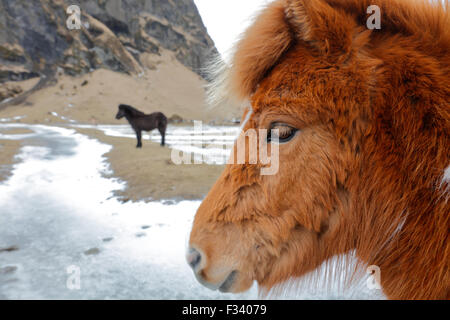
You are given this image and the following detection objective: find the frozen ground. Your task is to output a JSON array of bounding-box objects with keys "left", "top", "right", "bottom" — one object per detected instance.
[
  {"left": 0, "top": 124, "right": 257, "bottom": 299},
  {"left": 73, "top": 123, "right": 240, "bottom": 165},
  {"left": 0, "top": 123, "right": 383, "bottom": 300}
]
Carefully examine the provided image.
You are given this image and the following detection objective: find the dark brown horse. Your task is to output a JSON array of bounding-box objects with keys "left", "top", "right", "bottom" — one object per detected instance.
[{"left": 115, "top": 104, "right": 167, "bottom": 148}]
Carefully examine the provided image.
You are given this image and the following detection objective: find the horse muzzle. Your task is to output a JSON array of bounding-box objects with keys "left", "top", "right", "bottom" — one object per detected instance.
[{"left": 186, "top": 247, "right": 239, "bottom": 293}]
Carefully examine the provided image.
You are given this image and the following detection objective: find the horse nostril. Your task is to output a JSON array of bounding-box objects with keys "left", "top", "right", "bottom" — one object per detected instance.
[{"left": 187, "top": 248, "right": 202, "bottom": 271}]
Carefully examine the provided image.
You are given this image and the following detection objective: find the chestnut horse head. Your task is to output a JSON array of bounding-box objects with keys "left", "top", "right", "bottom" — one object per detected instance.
[{"left": 188, "top": 0, "right": 449, "bottom": 299}]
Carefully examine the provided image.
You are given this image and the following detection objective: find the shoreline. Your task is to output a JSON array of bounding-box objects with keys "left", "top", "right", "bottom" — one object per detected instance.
[
  {"left": 0, "top": 123, "right": 225, "bottom": 202},
  {"left": 72, "top": 126, "right": 224, "bottom": 202},
  {"left": 0, "top": 139, "right": 22, "bottom": 183},
  {"left": 0, "top": 127, "right": 33, "bottom": 183}
]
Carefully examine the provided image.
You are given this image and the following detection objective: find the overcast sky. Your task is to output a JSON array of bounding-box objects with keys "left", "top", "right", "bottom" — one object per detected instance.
[
  {"left": 194, "top": 0, "right": 272, "bottom": 59},
  {"left": 195, "top": 0, "right": 448, "bottom": 59}
]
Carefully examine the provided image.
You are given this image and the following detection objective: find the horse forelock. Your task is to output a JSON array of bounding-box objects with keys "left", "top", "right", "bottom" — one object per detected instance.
[{"left": 208, "top": 0, "right": 449, "bottom": 102}]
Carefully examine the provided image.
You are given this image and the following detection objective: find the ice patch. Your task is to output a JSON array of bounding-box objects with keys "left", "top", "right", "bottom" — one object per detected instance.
[
  {"left": 48, "top": 112, "right": 77, "bottom": 123},
  {"left": 72, "top": 124, "right": 240, "bottom": 165},
  {"left": 0, "top": 115, "right": 26, "bottom": 123},
  {"left": 0, "top": 124, "right": 257, "bottom": 299}
]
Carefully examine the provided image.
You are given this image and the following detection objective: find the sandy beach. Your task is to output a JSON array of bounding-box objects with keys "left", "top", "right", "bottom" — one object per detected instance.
[
  {"left": 74, "top": 127, "right": 225, "bottom": 202},
  {"left": 0, "top": 139, "right": 21, "bottom": 182}
]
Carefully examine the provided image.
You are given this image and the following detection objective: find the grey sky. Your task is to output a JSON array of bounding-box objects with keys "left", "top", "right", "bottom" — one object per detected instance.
[
  {"left": 195, "top": 0, "right": 448, "bottom": 59},
  {"left": 194, "top": 0, "right": 271, "bottom": 59}
]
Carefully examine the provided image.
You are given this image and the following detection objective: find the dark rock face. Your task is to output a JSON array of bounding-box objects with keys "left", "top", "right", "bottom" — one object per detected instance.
[{"left": 0, "top": 0, "right": 217, "bottom": 83}]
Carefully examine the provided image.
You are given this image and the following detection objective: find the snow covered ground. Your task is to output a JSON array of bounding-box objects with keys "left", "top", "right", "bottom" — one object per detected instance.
[
  {"left": 0, "top": 124, "right": 257, "bottom": 299},
  {"left": 72, "top": 123, "right": 240, "bottom": 165}
]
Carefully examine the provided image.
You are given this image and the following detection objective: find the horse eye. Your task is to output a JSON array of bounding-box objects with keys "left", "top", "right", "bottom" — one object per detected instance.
[{"left": 267, "top": 123, "right": 298, "bottom": 143}]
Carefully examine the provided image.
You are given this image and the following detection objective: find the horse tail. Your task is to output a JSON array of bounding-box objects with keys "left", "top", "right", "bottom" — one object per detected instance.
[
  {"left": 158, "top": 112, "right": 168, "bottom": 128},
  {"left": 157, "top": 113, "right": 167, "bottom": 147}
]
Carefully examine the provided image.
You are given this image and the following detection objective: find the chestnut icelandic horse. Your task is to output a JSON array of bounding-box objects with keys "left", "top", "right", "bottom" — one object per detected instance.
[{"left": 188, "top": 0, "right": 449, "bottom": 299}]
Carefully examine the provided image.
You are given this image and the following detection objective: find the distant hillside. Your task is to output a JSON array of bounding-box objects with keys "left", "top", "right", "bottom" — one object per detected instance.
[
  {"left": 0, "top": 0, "right": 242, "bottom": 123},
  {"left": 0, "top": 0, "right": 217, "bottom": 83}
]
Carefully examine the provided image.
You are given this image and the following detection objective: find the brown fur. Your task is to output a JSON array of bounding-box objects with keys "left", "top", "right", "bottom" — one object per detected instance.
[{"left": 189, "top": 0, "right": 449, "bottom": 299}]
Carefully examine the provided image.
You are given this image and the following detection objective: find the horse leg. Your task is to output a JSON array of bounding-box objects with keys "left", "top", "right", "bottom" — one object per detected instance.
[
  {"left": 136, "top": 130, "right": 142, "bottom": 148},
  {"left": 158, "top": 124, "right": 166, "bottom": 147}
]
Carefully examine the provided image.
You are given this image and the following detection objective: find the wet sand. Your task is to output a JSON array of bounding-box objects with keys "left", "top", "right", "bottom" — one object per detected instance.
[
  {"left": 0, "top": 139, "right": 21, "bottom": 182},
  {"left": 0, "top": 128, "right": 37, "bottom": 182},
  {"left": 75, "top": 128, "right": 224, "bottom": 202},
  {"left": 0, "top": 128, "right": 34, "bottom": 135}
]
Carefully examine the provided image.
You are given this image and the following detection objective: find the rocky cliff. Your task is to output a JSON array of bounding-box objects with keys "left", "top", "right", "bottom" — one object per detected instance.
[{"left": 0, "top": 0, "right": 217, "bottom": 84}]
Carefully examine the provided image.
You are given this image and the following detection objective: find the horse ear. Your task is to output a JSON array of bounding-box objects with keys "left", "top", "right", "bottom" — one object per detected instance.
[
  {"left": 285, "top": 0, "right": 355, "bottom": 55},
  {"left": 229, "top": 0, "right": 358, "bottom": 100}
]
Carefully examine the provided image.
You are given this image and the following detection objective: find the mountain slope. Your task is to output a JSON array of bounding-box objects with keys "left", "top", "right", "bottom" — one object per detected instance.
[
  {"left": 0, "top": 0, "right": 241, "bottom": 122},
  {"left": 0, "top": 0, "right": 217, "bottom": 82}
]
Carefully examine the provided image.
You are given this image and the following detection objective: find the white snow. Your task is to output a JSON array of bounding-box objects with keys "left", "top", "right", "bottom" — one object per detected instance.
[
  {"left": 47, "top": 112, "right": 77, "bottom": 123},
  {"left": 72, "top": 124, "right": 240, "bottom": 165},
  {"left": 0, "top": 115, "right": 26, "bottom": 122},
  {"left": 0, "top": 124, "right": 256, "bottom": 299}
]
